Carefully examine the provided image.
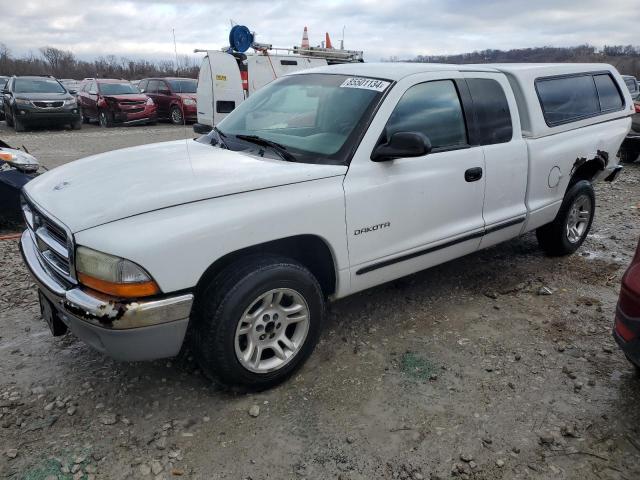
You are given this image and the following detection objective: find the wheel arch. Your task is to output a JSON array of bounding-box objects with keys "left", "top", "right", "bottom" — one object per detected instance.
[
  {"left": 195, "top": 234, "right": 338, "bottom": 299},
  {"left": 568, "top": 150, "right": 609, "bottom": 189}
]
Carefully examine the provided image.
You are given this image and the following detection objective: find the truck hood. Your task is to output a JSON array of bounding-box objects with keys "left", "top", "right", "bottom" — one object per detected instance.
[{"left": 24, "top": 140, "right": 347, "bottom": 232}]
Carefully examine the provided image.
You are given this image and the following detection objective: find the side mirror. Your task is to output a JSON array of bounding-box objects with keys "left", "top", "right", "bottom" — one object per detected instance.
[
  {"left": 68, "top": 89, "right": 77, "bottom": 95},
  {"left": 371, "top": 132, "right": 432, "bottom": 162},
  {"left": 2, "top": 89, "right": 11, "bottom": 95}
]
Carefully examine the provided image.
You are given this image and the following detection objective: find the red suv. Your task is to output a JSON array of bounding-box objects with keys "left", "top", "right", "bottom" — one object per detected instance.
[
  {"left": 77, "top": 79, "right": 157, "bottom": 127},
  {"left": 138, "top": 77, "right": 197, "bottom": 125},
  {"left": 614, "top": 238, "right": 640, "bottom": 373}
]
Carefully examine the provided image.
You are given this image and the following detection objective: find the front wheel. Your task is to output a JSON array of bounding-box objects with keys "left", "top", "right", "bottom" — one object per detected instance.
[
  {"left": 170, "top": 105, "right": 184, "bottom": 125},
  {"left": 98, "top": 110, "right": 113, "bottom": 128},
  {"left": 536, "top": 180, "right": 595, "bottom": 256},
  {"left": 192, "top": 255, "right": 325, "bottom": 390}
]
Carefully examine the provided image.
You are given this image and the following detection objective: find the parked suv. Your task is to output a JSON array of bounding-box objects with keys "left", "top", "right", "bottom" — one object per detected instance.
[
  {"left": 77, "top": 79, "right": 156, "bottom": 127},
  {"left": 2, "top": 76, "right": 81, "bottom": 131},
  {"left": 0, "top": 76, "right": 8, "bottom": 120},
  {"left": 139, "top": 77, "right": 197, "bottom": 125},
  {"left": 20, "top": 63, "right": 630, "bottom": 390}
]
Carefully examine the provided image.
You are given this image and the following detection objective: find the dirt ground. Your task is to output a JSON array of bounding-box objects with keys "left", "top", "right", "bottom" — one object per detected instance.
[{"left": 1, "top": 122, "right": 640, "bottom": 480}]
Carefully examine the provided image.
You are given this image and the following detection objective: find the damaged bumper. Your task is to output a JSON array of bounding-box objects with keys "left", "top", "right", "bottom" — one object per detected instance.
[{"left": 20, "top": 229, "right": 193, "bottom": 361}]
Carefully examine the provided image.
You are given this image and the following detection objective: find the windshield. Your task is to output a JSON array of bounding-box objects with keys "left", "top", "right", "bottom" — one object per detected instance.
[
  {"left": 99, "top": 82, "right": 139, "bottom": 95},
  {"left": 215, "top": 73, "right": 390, "bottom": 165},
  {"left": 14, "top": 78, "right": 66, "bottom": 94},
  {"left": 167, "top": 79, "right": 197, "bottom": 93}
]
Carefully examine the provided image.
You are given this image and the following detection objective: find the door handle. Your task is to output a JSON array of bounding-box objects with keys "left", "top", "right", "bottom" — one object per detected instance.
[{"left": 465, "top": 167, "right": 483, "bottom": 182}]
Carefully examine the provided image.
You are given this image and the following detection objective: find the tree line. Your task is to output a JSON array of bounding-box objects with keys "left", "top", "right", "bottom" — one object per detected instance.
[
  {"left": 386, "top": 45, "right": 640, "bottom": 78},
  {"left": 0, "top": 44, "right": 200, "bottom": 80}
]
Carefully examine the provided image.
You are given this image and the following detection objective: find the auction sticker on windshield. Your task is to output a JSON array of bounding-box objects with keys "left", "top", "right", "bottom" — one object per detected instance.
[{"left": 340, "top": 77, "right": 390, "bottom": 92}]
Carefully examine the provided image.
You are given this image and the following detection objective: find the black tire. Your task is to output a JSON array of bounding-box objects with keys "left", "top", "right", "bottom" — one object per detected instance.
[
  {"left": 536, "top": 180, "right": 595, "bottom": 256},
  {"left": 71, "top": 118, "right": 82, "bottom": 130},
  {"left": 98, "top": 110, "right": 113, "bottom": 128},
  {"left": 14, "top": 116, "right": 25, "bottom": 132},
  {"left": 5, "top": 110, "right": 13, "bottom": 127},
  {"left": 170, "top": 105, "right": 184, "bottom": 125},
  {"left": 192, "top": 255, "right": 325, "bottom": 390}
]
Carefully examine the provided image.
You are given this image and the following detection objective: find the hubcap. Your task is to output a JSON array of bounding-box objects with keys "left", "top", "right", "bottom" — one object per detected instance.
[
  {"left": 566, "top": 194, "right": 591, "bottom": 243},
  {"left": 99, "top": 113, "right": 106, "bottom": 127},
  {"left": 234, "top": 288, "right": 310, "bottom": 373},
  {"left": 172, "top": 108, "right": 183, "bottom": 124}
]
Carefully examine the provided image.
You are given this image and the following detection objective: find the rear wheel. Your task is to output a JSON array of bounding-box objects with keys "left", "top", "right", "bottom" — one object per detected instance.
[
  {"left": 192, "top": 255, "right": 325, "bottom": 390},
  {"left": 98, "top": 110, "right": 113, "bottom": 128},
  {"left": 536, "top": 180, "right": 595, "bottom": 256},
  {"left": 170, "top": 105, "right": 184, "bottom": 125}
]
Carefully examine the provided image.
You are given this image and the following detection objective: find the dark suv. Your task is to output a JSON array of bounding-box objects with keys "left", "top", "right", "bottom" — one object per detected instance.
[
  {"left": 139, "top": 77, "right": 197, "bottom": 125},
  {"left": 2, "top": 76, "right": 81, "bottom": 131},
  {"left": 0, "top": 76, "right": 8, "bottom": 120}
]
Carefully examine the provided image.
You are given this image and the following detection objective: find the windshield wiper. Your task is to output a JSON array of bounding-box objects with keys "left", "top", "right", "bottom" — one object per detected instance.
[
  {"left": 210, "top": 126, "right": 228, "bottom": 149},
  {"left": 235, "top": 134, "right": 297, "bottom": 162}
]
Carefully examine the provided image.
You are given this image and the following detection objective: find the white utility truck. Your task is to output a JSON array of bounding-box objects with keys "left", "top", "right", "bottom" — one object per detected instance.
[
  {"left": 21, "top": 63, "right": 630, "bottom": 389},
  {"left": 193, "top": 50, "right": 327, "bottom": 132}
]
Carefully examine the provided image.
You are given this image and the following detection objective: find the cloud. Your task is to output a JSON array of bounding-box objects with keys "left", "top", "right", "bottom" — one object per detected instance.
[{"left": 1, "top": 0, "right": 638, "bottom": 63}]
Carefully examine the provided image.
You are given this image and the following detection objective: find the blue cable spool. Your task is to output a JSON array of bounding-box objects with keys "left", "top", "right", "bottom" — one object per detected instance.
[{"left": 229, "top": 25, "right": 254, "bottom": 53}]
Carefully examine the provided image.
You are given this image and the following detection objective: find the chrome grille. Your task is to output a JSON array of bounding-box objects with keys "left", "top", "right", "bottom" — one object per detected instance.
[
  {"left": 22, "top": 198, "right": 75, "bottom": 286},
  {"left": 33, "top": 101, "right": 64, "bottom": 108}
]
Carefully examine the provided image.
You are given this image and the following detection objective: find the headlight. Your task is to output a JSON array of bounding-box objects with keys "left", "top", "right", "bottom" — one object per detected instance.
[
  {"left": 183, "top": 98, "right": 196, "bottom": 106},
  {"left": 64, "top": 98, "right": 77, "bottom": 106},
  {"left": 75, "top": 246, "right": 160, "bottom": 298},
  {"left": 146, "top": 98, "right": 154, "bottom": 106},
  {"left": 0, "top": 149, "right": 39, "bottom": 173},
  {"left": 14, "top": 98, "right": 31, "bottom": 106}
]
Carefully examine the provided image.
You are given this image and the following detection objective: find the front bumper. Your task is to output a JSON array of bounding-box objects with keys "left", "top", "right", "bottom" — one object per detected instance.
[
  {"left": 112, "top": 105, "right": 157, "bottom": 125},
  {"left": 20, "top": 229, "right": 193, "bottom": 361},
  {"left": 15, "top": 108, "right": 81, "bottom": 124}
]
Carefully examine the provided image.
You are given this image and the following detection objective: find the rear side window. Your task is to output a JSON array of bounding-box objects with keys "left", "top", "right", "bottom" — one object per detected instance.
[
  {"left": 466, "top": 78, "right": 513, "bottom": 145},
  {"left": 594, "top": 74, "right": 623, "bottom": 111},
  {"left": 536, "top": 73, "right": 625, "bottom": 126},
  {"left": 385, "top": 80, "right": 467, "bottom": 150}
]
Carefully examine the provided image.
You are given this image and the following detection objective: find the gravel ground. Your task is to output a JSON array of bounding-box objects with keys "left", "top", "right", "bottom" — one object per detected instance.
[{"left": 1, "top": 123, "right": 640, "bottom": 480}]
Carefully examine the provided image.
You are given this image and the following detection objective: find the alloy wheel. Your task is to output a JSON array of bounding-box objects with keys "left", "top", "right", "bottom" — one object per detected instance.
[
  {"left": 565, "top": 194, "right": 592, "bottom": 243},
  {"left": 234, "top": 288, "right": 310, "bottom": 373}
]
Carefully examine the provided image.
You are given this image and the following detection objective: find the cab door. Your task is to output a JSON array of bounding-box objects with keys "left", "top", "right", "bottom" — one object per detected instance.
[
  {"left": 343, "top": 73, "right": 487, "bottom": 294},
  {"left": 462, "top": 73, "right": 528, "bottom": 249}
]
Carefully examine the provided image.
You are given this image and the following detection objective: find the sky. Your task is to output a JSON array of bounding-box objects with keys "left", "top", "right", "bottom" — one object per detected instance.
[{"left": 1, "top": 0, "right": 639, "bottom": 62}]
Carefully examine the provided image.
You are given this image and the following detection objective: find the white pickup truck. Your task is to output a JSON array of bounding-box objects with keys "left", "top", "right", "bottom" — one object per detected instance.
[{"left": 20, "top": 63, "right": 631, "bottom": 389}]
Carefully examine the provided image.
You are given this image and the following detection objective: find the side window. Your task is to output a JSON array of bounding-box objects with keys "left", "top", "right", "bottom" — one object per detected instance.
[
  {"left": 384, "top": 80, "right": 467, "bottom": 150},
  {"left": 88, "top": 82, "right": 97, "bottom": 94},
  {"left": 594, "top": 74, "right": 623, "bottom": 112},
  {"left": 466, "top": 78, "right": 513, "bottom": 145},
  {"left": 146, "top": 80, "right": 159, "bottom": 94},
  {"left": 536, "top": 75, "right": 600, "bottom": 125},
  {"left": 138, "top": 80, "right": 148, "bottom": 92}
]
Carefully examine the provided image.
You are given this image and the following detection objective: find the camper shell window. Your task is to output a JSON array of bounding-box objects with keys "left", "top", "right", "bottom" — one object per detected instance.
[{"left": 535, "top": 72, "right": 625, "bottom": 127}]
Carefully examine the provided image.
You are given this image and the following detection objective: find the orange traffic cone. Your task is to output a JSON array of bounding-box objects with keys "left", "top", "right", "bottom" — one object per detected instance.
[
  {"left": 325, "top": 32, "right": 333, "bottom": 49},
  {"left": 301, "top": 26, "right": 310, "bottom": 50}
]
